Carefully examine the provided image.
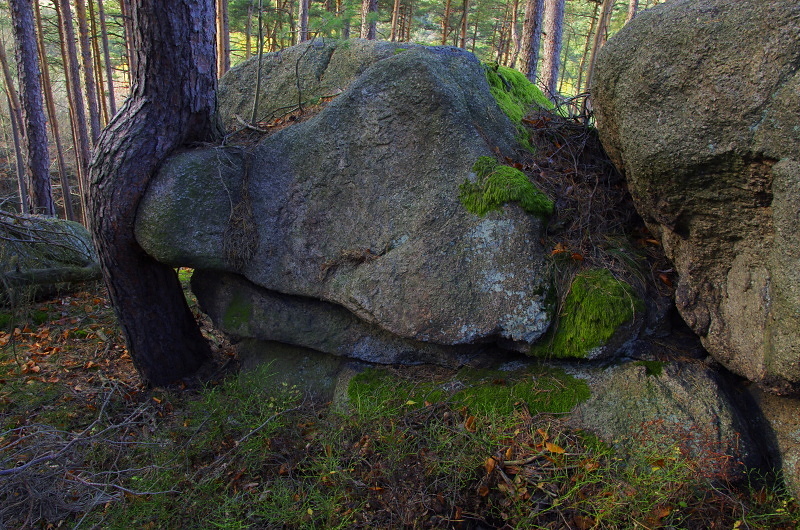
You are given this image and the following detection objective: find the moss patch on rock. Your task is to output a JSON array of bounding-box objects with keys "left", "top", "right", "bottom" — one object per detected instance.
[
  {"left": 459, "top": 156, "right": 554, "bottom": 218},
  {"left": 222, "top": 291, "right": 253, "bottom": 331},
  {"left": 531, "top": 268, "right": 644, "bottom": 359},
  {"left": 346, "top": 364, "right": 589, "bottom": 418},
  {"left": 484, "top": 63, "right": 553, "bottom": 124}
]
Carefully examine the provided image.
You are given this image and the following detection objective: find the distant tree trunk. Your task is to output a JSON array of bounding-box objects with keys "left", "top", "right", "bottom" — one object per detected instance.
[
  {"left": 119, "top": 0, "right": 137, "bottom": 81},
  {"left": 540, "top": 0, "right": 565, "bottom": 100},
  {"left": 585, "top": 0, "right": 614, "bottom": 93},
  {"left": 4, "top": 93, "right": 28, "bottom": 214},
  {"left": 217, "top": 0, "right": 231, "bottom": 73},
  {"left": 245, "top": 2, "right": 253, "bottom": 58},
  {"left": 519, "top": 0, "right": 543, "bottom": 82},
  {"left": 626, "top": 0, "right": 638, "bottom": 23},
  {"left": 575, "top": 0, "right": 599, "bottom": 94},
  {"left": 404, "top": 0, "right": 413, "bottom": 41},
  {"left": 9, "top": 0, "right": 55, "bottom": 216},
  {"left": 459, "top": 0, "right": 469, "bottom": 48},
  {"left": 297, "top": 0, "right": 309, "bottom": 42},
  {"left": 441, "top": 0, "right": 451, "bottom": 45},
  {"left": 35, "top": 0, "right": 75, "bottom": 221},
  {"left": 74, "top": 0, "right": 102, "bottom": 144},
  {"left": 90, "top": 0, "right": 218, "bottom": 386},
  {"left": 97, "top": 0, "right": 117, "bottom": 116},
  {"left": 55, "top": 0, "right": 91, "bottom": 223},
  {"left": 88, "top": 0, "right": 109, "bottom": 126},
  {"left": 360, "top": 0, "right": 377, "bottom": 39},
  {"left": 0, "top": 39, "right": 28, "bottom": 214},
  {"left": 390, "top": 0, "right": 401, "bottom": 41},
  {"left": 508, "top": 0, "right": 521, "bottom": 67},
  {"left": 337, "top": 0, "right": 350, "bottom": 39}
]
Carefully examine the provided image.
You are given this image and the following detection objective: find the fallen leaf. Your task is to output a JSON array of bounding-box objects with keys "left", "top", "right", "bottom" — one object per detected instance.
[
  {"left": 484, "top": 456, "right": 497, "bottom": 474},
  {"left": 573, "top": 515, "right": 596, "bottom": 530},
  {"left": 477, "top": 484, "right": 490, "bottom": 497},
  {"left": 464, "top": 416, "right": 477, "bottom": 432},
  {"left": 545, "top": 442, "right": 565, "bottom": 454}
]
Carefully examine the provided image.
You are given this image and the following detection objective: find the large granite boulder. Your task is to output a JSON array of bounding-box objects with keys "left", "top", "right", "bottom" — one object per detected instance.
[
  {"left": 136, "top": 41, "right": 553, "bottom": 364},
  {"left": 592, "top": 0, "right": 800, "bottom": 391}
]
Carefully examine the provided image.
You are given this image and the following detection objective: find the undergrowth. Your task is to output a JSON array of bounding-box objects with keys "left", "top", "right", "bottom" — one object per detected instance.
[{"left": 0, "top": 281, "right": 797, "bottom": 528}]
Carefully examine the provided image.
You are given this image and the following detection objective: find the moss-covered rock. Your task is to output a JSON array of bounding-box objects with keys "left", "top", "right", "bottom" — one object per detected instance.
[
  {"left": 459, "top": 156, "right": 554, "bottom": 218},
  {"left": 531, "top": 268, "right": 644, "bottom": 359},
  {"left": 484, "top": 63, "right": 553, "bottom": 124}
]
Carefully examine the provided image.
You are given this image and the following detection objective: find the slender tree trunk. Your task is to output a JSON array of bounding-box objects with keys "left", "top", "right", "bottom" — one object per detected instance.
[
  {"left": 459, "top": 0, "right": 469, "bottom": 48},
  {"left": 508, "top": 0, "right": 521, "bottom": 68},
  {"left": 519, "top": 0, "right": 543, "bottom": 82},
  {"left": 297, "top": 0, "right": 309, "bottom": 42},
  {"left": 585, "top": 0, "right": 614, "bottom": 93},
  {"left": 9, "top": 0, "right": 55, "bottom": 216},
  {"left": 90, "top": 0, "right": 218, "bottom": 386},
  {"left": 626, "top": 0, "right": 638, "bottom": 23},
  {"left": 97, "top": 0, "right": 117, "bottom": 116},
  {"left": 35, "top": 0, "right": 75, "bottom": 221},
  {"left": 575, "top": 0, "right": 599, "bottom": 94},
  {"left": 540, "top": 0, "right": 565, "bottom": 100},
  {"left": 119, "top": 0, "right": 137, "bottom": 82},
  {"left": 338, "top": 0, "right": 350, "bottom": 39},
  {"left": 217, "top": 0, "right": 231, "bottom": 74},
  {"left": 88, "top": 0, "right": 109, "bottom": 126},
  {"left": 55, "top": 0, "right": 91, "bottom": 223},
  {"left": 441, "top": 0, "right": 451, "bottom": 45},
  {"left": 404, "top": 0, "right": 413, "bottom": 41},
  {"left": 245, "top": 2, "right": 253, "bottom": 58},
  {"left": 390, "top": 0, "right": 401, "bottom": 41},
  {"left": 74, "top": 0, "right": 102, "bottom": 144},
  {"left": 2, "top": 87, "right": 28, "bottom": 214},
  {"left": 360, "top": 0, "right": 377, "bottom": 39}
]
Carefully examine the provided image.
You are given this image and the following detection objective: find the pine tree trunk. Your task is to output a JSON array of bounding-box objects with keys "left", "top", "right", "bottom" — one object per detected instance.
[
  {"left": 90, "top": 0, "right": 218, "bottom": 386},
  {"left": 245, "top": 2, "right": 253, "bottom": 58},
  {"left": 55, "top": 0, "right": 92, "bottom": 223},
  {"left": 74, "top": 0, "right": 102, "bottom": 144},
  {"left": 298, "top": 0, "right": 309, "bottom": 42},
  {"left": 119, "top": 0, "right": 137, "bottom": 83},
  {"left": 508, "top": 0, "right": 521, "bottom": 68},
  {"left": 576, "top": 0, "right": 599, "bottom": 94},
  {"left": 88, "top": 0, "right": 109, "bottom": 125},
  {"left": 459, "top": 0, "right": 469, "bottom": 48},
  {"left": 0, "top": 38, "right": 28, "bottom": 214},
  {"left": 519, "top": 0, "right": 543, "bottom": 82},
  {"left": 217, "top": 0, "right": 231, "bottom": 75},
  {"left": 626, "top": 0, "right": 638, "bottom": 23},
  {"left": 34, "top": 0, "right": 75, "bottom": 221},
  {"left": 540, "top": 0, "right": 565, "bottom": 99},
  {"left": 360, "top": 0, "right": 377, "bottom": 39},
  {"left": 441, "top": 0, "right": 451, "bottom": 45},
  {"left": 97, "top": 0, "right": 117, "bottom": 116},
  {"left": 9, "top": 0, "right": 55, "bottom": 216},
  {"left": 585, "top": 0, "right": 615, "bottom": 93},
  {"left": 390, "top": 0, "right": 401, "bottom": 41}
]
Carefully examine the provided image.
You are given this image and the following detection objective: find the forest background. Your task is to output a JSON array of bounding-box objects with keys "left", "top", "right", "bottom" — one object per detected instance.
[{"left": 0, "top": 0, "right": 663, "bottom": 221}]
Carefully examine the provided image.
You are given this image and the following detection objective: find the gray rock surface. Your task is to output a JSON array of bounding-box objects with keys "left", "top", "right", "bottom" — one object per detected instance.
[
  {"left": 748, "top": 389, "right": 800, "bottom": 498},
  {"left": 568, "top": 361, "right": 769, "bottom": 476},
  {"left": 592, "top": 0, "right": 800, "bottom": 390},
  {"left": 137, "top": 42, "right": 553, "bottom": 360}
]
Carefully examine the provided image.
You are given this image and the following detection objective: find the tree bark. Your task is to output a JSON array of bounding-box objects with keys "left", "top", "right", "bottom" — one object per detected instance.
[
  {"left": 459, "top": 0, "right": 469, "bottom": 48},
  {"left": 89, "top": 0, "right": 218, "bottom": 386},
  {"left": 519, "top": 0, "right": 543, "bottom": 82},
  {"left": 540, "top": 0, "right": 565, "bottom": 100},
  {"left": 88, "top": 0, "right": 109, "bottom": 125},
  {"left": 9, "top": 0, "right": 55, "bottom": 216},
  {"left": 390, "top": 0, "right": 401, "bottom": 41},
  {"left": 119, "top": 0, "right": 137, "bottom": 83},
  {"left": 360, "top": 0, "right": 377, "bottom": 39},
  {"left": 576, "top": 0, "right": 599, "bottom": 95},
  {"left": 441, "top": 0, "right": 451, "bottom": 45},
  {"left": 35, "top": 0, "right": 75, "bottom": 221},
  {"left": 74, "top": 0, "right": 102, "bottom": 144}
]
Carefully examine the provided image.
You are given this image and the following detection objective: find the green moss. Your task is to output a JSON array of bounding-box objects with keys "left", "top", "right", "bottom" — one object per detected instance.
[
  {"left": 531, "top": 268, "right": 644, "bottom": 359},
  {"left": 484, "top": 63, "right": 554, "bottom": 124},
  {"left": 453, "top": 366, "right": 590, "bottom": 416},
  {"left": 347, "top": 365, "right": 589, "bottom": 419},
  {"left": 222, "top": 291, "right": 252, "bottom": 331},
  {"left": 460, "top": 156, "right": 554, "bottom": 218},
  {"left": 634, "top": 360, "right": 665, "bottom": 377}
]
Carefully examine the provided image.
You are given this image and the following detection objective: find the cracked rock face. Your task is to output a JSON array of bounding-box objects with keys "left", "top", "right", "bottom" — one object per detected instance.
[
  {"left": 592, "top": 0, "right": 800, "bottom": 390},
  {"left": 136, "top": 41, "right": 552, "bottom": 364}
]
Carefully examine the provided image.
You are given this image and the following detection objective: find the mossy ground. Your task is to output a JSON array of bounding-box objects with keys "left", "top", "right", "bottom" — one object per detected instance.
[
  {"left": 460, "top": 156, "right": 554, "bottom": 218},
  {"left": 531, "top": 268, "right": 645, "bottom": 359},
  {"left": 484, "top": 63, "right": 554, "bottom": 124}
]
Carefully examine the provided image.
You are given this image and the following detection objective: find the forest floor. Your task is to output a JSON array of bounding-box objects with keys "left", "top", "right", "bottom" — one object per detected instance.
[{"left": 0, "top": 276, "right": 798, "bottom": 529}]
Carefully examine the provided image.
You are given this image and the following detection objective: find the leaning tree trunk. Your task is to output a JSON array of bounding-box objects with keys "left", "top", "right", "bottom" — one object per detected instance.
[
  {"left": 0, "top": 39, "right": 28, "bottom": 214},
  {"left": 90, "top": 0, "right": 218, "bottom": 386},
  {"left": 9, "top": 0, "right": 55, "bottom": 216}
]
